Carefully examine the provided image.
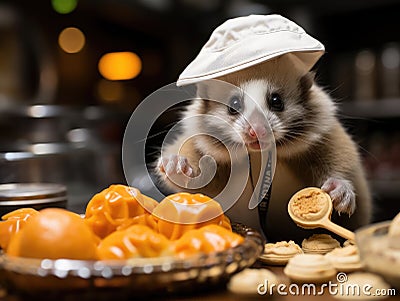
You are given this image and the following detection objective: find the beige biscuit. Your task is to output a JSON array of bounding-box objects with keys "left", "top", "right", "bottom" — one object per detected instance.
[
  {"left": 259, "top": 240, "right": 303, "bottom": 265},
  {"left": 227, "top": 268, "right": 278, "bottom": 295},
  {"left": 370, "top": 245, "right": 400, "bottom": 276},
  {"left": 343, "top": 239, "right": 356, "bottom": 247},
  {"left": 284, "top": 253, "right": 336, "bottom": 283},
  {"left": 389, "top": 212, "right": 400, "bottom": 236},
  {"left": 302, "top": 234, "right": 340, "bottom": 254},
  {"left": 333, "top": 272, "right": 390, "bottom": 300},
  {"left": 389, "top": 212, "right": 400, "bottom": 249},
  {"left": 325, "top": 245, "right": 364, "bottom": 272}
]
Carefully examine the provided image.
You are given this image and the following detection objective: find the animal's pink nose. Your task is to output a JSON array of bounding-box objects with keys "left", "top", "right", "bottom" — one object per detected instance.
[{"left": 249, "top": 126, "right": 266, "bottom": 139}]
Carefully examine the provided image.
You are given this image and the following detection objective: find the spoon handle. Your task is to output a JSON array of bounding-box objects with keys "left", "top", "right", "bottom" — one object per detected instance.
[{"left": 322, "top": 220, "right": 355, "bottom": 241}]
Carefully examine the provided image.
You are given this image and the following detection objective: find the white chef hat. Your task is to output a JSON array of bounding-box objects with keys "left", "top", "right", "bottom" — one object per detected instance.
[{"left": 177, "top": 14, "right": 325, "bottom": 86}]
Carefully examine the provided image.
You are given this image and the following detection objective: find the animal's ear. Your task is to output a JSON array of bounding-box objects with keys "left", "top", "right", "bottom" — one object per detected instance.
[{"left": 299, "top": 71, "right": 315, "bottom": 92}]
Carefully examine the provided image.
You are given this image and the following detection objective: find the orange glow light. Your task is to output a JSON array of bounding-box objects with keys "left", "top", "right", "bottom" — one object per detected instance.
[
  {"left": 58, "top": 27, "right": 85, "bottom": 54},
  {"left": 98, "top": 52, "right": 142, "bottom": 80},
  {"left": 96, "top": 79, "right": 124, "bottom": 102}
]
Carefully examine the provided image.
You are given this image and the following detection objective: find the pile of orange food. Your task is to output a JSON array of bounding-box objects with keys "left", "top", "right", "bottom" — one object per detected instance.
[{"left": 0, "top": 185, "right": 243, "bottom": 260}]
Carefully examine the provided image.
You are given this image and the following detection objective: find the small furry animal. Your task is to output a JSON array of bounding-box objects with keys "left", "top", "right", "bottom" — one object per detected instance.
[{"left": 155, "top": 54, "right": 372, "bottom": 242}]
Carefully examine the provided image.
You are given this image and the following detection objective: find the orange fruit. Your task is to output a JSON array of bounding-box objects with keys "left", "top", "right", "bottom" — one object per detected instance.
[
  {"left": 0, "top": 208, "right": 39, "bottom": 251},
  {"left": 7, "top": 208, "right": 98, "bottom": 260}
]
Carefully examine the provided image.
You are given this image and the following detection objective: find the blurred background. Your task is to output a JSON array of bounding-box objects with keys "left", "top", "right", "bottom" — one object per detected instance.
[{"left": 0, "top": 0, "right": 399, "bottom": 221}]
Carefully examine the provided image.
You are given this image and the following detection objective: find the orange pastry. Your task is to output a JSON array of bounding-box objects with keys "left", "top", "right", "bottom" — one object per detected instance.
[
  {"left": 173, "top": 224, "right": 243, "bottom": 258},
  {"left": 7, "top": 208, "right": 98, "bottom": 260},
  {"left": 97, "top": 224, "right": 171, "bottom": 259},
  {"left": 117, "top": 213, "right": 158, "bottom": 232},
  {"left": 152, "top": 192, "right": 231, "bottom": 240},
  {"left": 0, "top": 208, "right": 39, "bottom": 251},
  {"left": 85, "top": 184, "right": 159, "bottom": 238}
]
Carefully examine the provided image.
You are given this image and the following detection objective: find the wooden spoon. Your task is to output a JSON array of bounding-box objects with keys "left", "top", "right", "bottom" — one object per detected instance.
[{"left": 288, "top": 187, "right": 355, "bottom": 241}]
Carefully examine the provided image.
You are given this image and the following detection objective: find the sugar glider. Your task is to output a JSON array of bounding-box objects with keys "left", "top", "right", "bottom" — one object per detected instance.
[{"left": 155, "top": 49, "right": 372, "bottom": 243}]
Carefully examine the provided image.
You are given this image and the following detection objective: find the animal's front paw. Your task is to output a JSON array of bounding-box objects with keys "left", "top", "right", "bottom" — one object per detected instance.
[
  {"left": 321, "top": 177, "right": 356, "bottom": 216},
  {"left": 157, "top": 154, "right": 194, "bottom": 178}
]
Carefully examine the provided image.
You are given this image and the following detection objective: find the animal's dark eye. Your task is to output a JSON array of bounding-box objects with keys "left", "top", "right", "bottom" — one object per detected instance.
[
  {"left": 228, "top": 95, "right": 243, "bottom": 115},
  {"left": 268, "top": 93, "right": 284, "bottom": 112}
]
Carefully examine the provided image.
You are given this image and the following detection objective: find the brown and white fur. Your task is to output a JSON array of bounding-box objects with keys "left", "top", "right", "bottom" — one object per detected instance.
[{"left": 155, "top": 54, "right": 372, "bottom": 242}]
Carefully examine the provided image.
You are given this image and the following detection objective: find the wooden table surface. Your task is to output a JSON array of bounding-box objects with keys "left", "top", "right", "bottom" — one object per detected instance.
[{"left": 2, "top": 264, "right": 399, "bottom": 301}]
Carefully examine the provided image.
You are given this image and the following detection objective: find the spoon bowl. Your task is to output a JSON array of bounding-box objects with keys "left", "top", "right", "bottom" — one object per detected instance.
[{"left": 288, "top": 187, "right": 355, "bottom": 241}]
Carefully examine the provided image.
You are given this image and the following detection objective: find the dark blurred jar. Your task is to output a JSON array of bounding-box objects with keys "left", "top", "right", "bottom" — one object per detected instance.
[
  {"left": 0, "top": 143, "right": 103, "bottom": 214},
  {"left": 0, "top": 183, "right": 67, "bottom": 216},
  {"left": 380, "top": 43, "right": 400, "bottom": 99},
  {"left": 0, "top": 4, "right": 56, "bottom": 106},
  {"left": 354, "top": 49, "right": 378, "bottom": 101}
]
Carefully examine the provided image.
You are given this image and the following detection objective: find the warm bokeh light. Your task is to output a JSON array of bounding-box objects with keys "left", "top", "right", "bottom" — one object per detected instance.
[
  {"left": 58, "top": 27, "right": 85, "bottom": 54},
  {"left": 51, "top": 0, "right": 78, "bottom": 14},
  {"left": 98, "top": 52, "right": 142, "bottom": 80},
  {"left": 96, "top": 79, "right": 124, "bottom": 102},
  {"left": 355, "top": 50, "right": 375, "bottom": 74}
]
